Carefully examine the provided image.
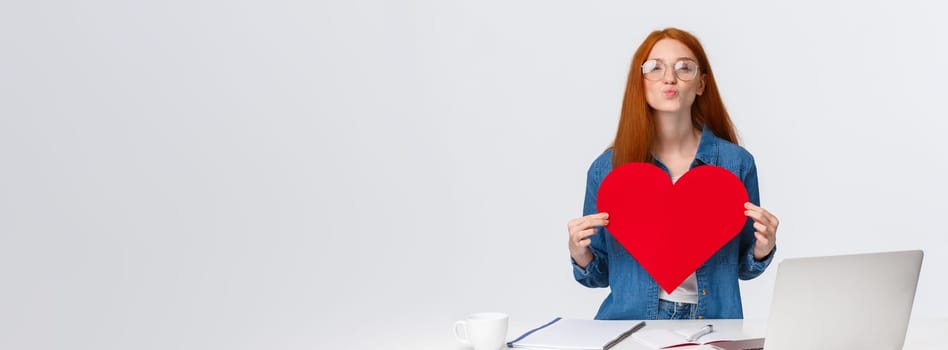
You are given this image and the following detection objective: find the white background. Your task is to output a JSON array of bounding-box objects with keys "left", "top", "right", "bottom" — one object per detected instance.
[{"left": 1, "top": 1, "right": 946, "bottom": 349}]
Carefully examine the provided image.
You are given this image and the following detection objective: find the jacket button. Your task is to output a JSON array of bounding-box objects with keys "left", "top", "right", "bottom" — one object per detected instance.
[
  {"left": 697, "top": 315, "right": 704, "bottom": 319},
  {"left": 701, "top": 289, "right": 707, "bottom": 296}
]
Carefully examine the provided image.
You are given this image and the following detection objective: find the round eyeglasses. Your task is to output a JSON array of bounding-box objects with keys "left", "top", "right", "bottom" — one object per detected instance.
[{"left": 641, "top": 59, "right": 700, "bottom": 81}]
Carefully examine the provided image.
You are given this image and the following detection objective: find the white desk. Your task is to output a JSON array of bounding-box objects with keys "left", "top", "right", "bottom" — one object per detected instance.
[
  {"left": 496, "top": 317, "right": 945, "bottom": 350},
  {"left": 501, "top": 319, "right": 755, "bottom": 350}
]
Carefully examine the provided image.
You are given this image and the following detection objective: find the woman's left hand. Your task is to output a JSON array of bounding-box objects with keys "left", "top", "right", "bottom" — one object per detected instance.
[{"left": 744, "top": 202, "right": 779, "bottom": 260}]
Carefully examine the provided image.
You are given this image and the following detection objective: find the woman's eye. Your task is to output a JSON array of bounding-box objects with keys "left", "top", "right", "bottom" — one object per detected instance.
[
  {"left": 676, "top": 62, "right": 695, "bottom": 71},
  {"left": 642, "top": 61, "right": 661, "bottom": 73}
]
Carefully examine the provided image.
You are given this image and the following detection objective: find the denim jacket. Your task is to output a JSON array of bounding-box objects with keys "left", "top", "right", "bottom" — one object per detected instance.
[{"left": 573, "top": 126, "right": 775, "bottom": 320}]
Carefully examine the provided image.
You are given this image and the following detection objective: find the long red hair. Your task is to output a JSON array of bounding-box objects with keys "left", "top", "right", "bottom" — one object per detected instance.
[{"left": 612, "top": 28, "right": 738, "bottom": 167}]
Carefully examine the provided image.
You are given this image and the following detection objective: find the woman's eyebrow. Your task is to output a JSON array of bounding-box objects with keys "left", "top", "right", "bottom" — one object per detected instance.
[{"left": 646, "top": 57, "right": 698, "bottom": 62}]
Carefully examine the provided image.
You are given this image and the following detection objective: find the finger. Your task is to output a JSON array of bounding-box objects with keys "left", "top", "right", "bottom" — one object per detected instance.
[
  {"left": 755, "top": 231, "right": 771, "bottom": 245},
  {"left": 580, "top": 213, "right": 609, "bottom": 228},
  {"left": 574, "top": 228, "right": 598, "bottom": 241},
  {"left": 582, "top": 218, "right": 609, "bottom": 229},
  {"left": 588, "top": 212, "right": 609, "bottom": 219},
  {"left": 572, "top": 217, "right": 608, "bottom": 230},
  {"left": 572, "top": 237, "right": 591, "bottom": 249},
  {"left": 753, "top": 222, "right": 768, "bottom": 234},
  {"left": 570, "top": 214, "right": 607, "bottom": 228},
  {"left": 757, "top": 212, "right": 777, "bottom": 228},
  {"left": 746, "top": 204, "right": 779, "bottom": 225},
  {"left": 744, "top": 209, "right": 764, "bottom": 222},
  {"left": 751, "top": 205, "right": 777, "bottom": 224},
  {"left": 764, "top": 212, "right": 779, "bottom": 227}
]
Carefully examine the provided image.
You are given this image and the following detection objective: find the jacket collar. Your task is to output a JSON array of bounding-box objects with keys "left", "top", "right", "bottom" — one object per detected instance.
[{"left": 692, "top": 125, "right": 722, "bottom": 167}]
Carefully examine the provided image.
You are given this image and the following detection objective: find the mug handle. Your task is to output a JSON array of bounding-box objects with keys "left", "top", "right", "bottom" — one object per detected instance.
[{"left": 453, "top": 320, "right": 471, "bottom": 346}]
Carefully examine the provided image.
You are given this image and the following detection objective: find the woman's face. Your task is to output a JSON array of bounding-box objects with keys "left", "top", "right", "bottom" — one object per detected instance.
[{"left": 643, "top": 39, "right": 706, "bottom": 114}]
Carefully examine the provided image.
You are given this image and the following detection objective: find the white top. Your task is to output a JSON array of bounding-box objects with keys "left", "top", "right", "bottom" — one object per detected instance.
[
  {"left": 659, "top": 174, "right": 699, "bottom": 304},
  {"left": 659, "top": 273, "right": 698, "bottom": 303}
]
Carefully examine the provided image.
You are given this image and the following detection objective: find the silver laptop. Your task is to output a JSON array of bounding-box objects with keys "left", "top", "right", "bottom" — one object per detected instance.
[{"left": 763, "top": 250, "right": 923, "bottom": 350}]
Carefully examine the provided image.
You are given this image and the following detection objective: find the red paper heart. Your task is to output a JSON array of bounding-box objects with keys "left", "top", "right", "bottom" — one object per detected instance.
[{"left": 597, "top": 163, "right": 749, "bottom": 294}]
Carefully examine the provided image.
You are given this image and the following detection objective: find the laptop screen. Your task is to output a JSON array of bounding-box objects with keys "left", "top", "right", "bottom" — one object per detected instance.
[{"left": 763, "top": 250, "right": 922, "bottom": 350}]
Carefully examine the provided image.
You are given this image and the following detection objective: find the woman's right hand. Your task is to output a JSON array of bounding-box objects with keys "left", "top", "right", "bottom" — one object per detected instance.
[{"left": 567, "top": 212, "right": 609, "bottom": 268}]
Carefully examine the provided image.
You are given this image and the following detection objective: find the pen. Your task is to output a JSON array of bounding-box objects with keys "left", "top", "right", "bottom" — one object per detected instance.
[
  {"left": 686, "top": 324, "right": 713, "bottom": 342},
  {"left": 604, "top": 321, "right": 645, "bottom": 350}
]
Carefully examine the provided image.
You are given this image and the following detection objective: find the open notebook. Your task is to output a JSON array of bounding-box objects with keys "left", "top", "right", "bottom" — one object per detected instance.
[
  {"left": 630, "top": 325, "right": 763, "bottom": 350},
  {"left": 507, "top": 318, "right": 645, "bottom": 350}
]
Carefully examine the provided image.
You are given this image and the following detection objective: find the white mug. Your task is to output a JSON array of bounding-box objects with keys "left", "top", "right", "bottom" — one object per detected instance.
[{"left": 453, "top": 312, "right": 509, "bottom": 350}]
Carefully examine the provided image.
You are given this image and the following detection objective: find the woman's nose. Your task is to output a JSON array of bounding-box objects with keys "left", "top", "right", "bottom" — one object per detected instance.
[{"left": 663, "top": 69, "right": 677, "bottom": 83}]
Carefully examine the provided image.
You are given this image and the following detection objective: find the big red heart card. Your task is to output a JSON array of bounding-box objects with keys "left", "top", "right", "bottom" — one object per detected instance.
[{"left": 596, "top": 163, "right": 749, "bottom": 294}]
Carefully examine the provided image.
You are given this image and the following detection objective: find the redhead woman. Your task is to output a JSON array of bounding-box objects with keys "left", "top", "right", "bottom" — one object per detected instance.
[{"left": 567, "top": 28, "right": 780, "bottom": 320}]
